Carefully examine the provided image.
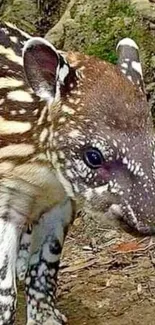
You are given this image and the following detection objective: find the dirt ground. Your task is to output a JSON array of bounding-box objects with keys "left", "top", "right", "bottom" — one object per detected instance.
[{"left": 17, "top": 212, "right": 155, "bottom": 325}]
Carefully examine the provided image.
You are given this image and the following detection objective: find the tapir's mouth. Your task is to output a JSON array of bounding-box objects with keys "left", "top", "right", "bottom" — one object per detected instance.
[{"left": 112, "top": 202, "right": 155, "bottom": 236}]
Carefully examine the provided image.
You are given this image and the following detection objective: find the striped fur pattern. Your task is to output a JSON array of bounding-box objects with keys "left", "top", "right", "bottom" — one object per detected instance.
[
  {"left": 0, "top": 22, "right": 73, "bottom": 325},
  {"left": 0, "top": 22, "right": 154, "bottom": 324}
]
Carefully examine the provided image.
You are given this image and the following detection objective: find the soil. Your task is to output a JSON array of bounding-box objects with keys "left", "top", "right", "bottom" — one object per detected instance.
[{"left": 16, "top": 214, "right": 155, "bottom": 325}]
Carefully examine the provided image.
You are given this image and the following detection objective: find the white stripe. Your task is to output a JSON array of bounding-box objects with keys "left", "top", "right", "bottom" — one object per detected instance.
[
  {"left": 7, "top": 90, "right": 33, "bottom": 102},
  {"left": 0, "top": 144, "right": 35, "bottom": 158},
  {"left": 0, "top": 45, "right": 23, "bottom": 66},
  {"left": 0, "top": 77, "right": 23, "bottom": 89},
  {"left": 0, "top": 117, "right": 31, "bottom": 134}
]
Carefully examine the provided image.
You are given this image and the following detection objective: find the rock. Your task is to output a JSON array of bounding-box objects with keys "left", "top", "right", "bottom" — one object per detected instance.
[
  {"left": 45, "top": 0, "right": 77, "bottom": 48},
  {"left": 0, "top": 0, "right": 70, "bottom": 36},
  {"left": 45, "top": 0, "right": 109, "bottom": 51},
  {"left": 150, "top": 55, "right": 155, "bottom": 68},
  {"left": 149, "top": 22, "right": 155, "bottom": 29},
  {"left": 131, "top": 0, "right": 155, "bottom": 21},
  {"left": 146, "top": 82, "right": 155, "bottom": 92},
  {"left": 1, "top": 0, "right": 38, "bottom": 34}
]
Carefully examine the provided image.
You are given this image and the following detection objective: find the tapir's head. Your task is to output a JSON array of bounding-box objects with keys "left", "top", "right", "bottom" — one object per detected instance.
[{"left": 23, "top": 36, "right": 155, "bottom": 234}]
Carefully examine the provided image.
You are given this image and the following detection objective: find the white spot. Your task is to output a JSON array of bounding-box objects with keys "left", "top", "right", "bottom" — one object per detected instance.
[
  {"left": 139, "top": 170, "right": 144, "bottom": 177},
  {"left": 0, "top": 117, "right": 31, "bottom": 134},
  {"left": 10, "top": 110, "right": 17, "bottom": 116},
  {"left": 25, "top": 277, "right": 31, "bottom": 285},
  {"left": 66, "top": 169, "right": 74, "bottom": 179},
  {"left": 109, "top": 180, "right": 114, "bottom": 188},
  {"left": 121, "top": 62, "right": 128, "bottom": 69},
  {"left": 58, "top": 151, "right": 65, "bottom": 159},
  {"left": 131, "top": 61, "right": 143, "bottom": 77},
  {"left": 66, "top": 159, "right": 71, "bottom": 167},
  {"left": 1, "top": 27, "right": 9, "bottom": 35},
  {"left": 122, "top": 157, "right": 128, "bottom": 164},
  {"left": 95, "top": 185, "right": 108, "bottom": 195},
  {"left": 121, "top": 68, "right": 127, "bottom": 74},
  {"left": 74, "top": 98, "right": 81, "bottom": 105},
  {"left": 68, "top": 97, "right": 75, "bottom": 104},
  {"left": 59, "top": 64, "right": 69, "bottom": 84},
  {"left": 33, "top": 109, "right": 39, "bottom": 116},
  {"left": 68, "top": 129, "right": 81, "bottom": 138},
  {"left": 127, "top": 75, "right": 132, "bottom": 82},
  {"left": 58, "top": 117, "right": 66, "bottom": 124},
  {"left": 62, "top": 104, "right": 75, "bottom": 115},
  {"left": 0, "top": 99, "right": 4, "bottom": 105},
  {"left": 10, "top": 36, "right": 18, "bottom": 43},
  {"left": 7, "top": 90, "right": 33, "bottom": 102},
  {"left": 130, "top": 164, "right": 135, "bottom": 172},
  {"left": 116, "top": 38, "right": 138, "bottom": 50},
  {"left": 133, "top": 164, "right": 141, "bottom": 175},
  {"left": 113, "top": 140, "right": 118, "bottom": 147},
  {"left": 19, "top": 109, "right": 26, "bottom": 114},
  {"left": 127, "top": 161, "right": 131, "bottom": 170}
]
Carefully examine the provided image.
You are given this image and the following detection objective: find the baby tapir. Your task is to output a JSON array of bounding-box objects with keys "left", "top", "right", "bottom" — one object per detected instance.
[{"left": 0, "top": 22, "right": 154, "bottom": 325}]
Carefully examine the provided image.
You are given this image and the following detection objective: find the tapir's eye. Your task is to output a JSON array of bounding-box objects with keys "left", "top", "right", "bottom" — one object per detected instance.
[{"left": 83, "top": 147, "right": 103, "bottom": 169}]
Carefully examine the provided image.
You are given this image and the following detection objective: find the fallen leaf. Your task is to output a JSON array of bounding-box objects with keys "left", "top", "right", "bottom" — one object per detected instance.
[{"left": 112, "top": 241, "right": 144, "bottom": 253}]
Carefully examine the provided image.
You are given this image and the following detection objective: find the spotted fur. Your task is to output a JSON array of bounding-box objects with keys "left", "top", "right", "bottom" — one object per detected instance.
[{"left": 0, "top": 22, "right": 154, "bottom": 325}]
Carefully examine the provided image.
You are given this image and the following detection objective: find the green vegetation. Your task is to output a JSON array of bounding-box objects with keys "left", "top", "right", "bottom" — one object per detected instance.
[
  {"left": 84, "top": 0, "right": 154, "bottom": 67},
  {"left": 0, "top": 0, "right": 38, "bottom": 34}
]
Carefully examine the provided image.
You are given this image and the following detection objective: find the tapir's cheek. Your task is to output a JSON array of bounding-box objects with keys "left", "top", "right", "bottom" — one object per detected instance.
[{"left": 97, "top": 166, "right": 110, "bottom": 183}]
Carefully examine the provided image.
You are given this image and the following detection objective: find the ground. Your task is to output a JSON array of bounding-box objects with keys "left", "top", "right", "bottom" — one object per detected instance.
[{"left": 16, "top": 213, "right": 155, "bottom": 325}]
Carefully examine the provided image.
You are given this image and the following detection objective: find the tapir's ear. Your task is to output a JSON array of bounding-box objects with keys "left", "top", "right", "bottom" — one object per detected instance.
[
  {"left": 23, "top": 37, "right": 70, "bottom": 103},
  {"left": 116, "top": 38, "right": 145, "bottom": 93}
]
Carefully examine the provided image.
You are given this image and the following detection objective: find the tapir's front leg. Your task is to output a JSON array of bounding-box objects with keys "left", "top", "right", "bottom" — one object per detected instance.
[
  {"left": 0, "top": 218, "right": 22, "bottom": 325},
  {"left": 16, "top": 225, "right": 32, "bottom": 281},
  {"left": 26, "top": 197, "right": 74, "bottom": 325}
]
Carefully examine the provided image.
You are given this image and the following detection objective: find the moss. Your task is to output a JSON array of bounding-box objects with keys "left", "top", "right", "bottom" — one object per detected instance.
[
  {"left": 70, "top": 3, "right": 78, "bottom": 19},
  {"left": 84, "top": 0, "right": 154, "bottom": 67},
  {"left": 0, "top": 0, "right": 38, "bottom": 34},
  {"left": 0, "top": 0, "right": 70, "bottom": 36}
]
